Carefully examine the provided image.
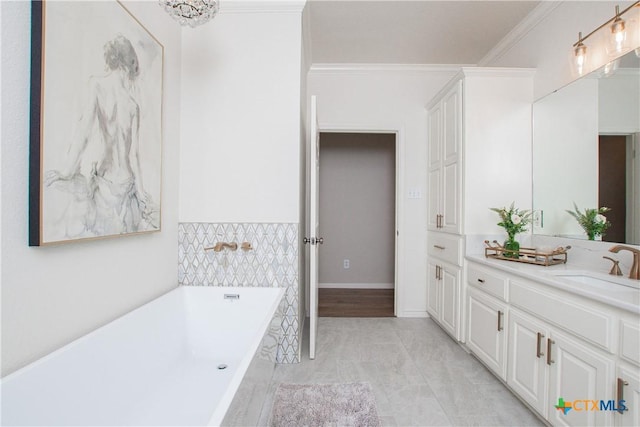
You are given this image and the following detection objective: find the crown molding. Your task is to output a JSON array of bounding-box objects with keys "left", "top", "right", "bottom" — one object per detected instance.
[
  {"left": 478, "top": 1, "right": 562, "bottom": 66},
  {"left": 309, "top": 63, "right": 469, "bottom": 74},
  {"left": 459, "top": 67, "right": 537, "bottom": 78},
  {"left": 220, "top": 0, "right": 306, "bottom": 14}
]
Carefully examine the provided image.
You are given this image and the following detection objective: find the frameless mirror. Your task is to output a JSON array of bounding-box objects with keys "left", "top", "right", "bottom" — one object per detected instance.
[{"left": 532, "top": 49, "right": 640, "bottom": 244}]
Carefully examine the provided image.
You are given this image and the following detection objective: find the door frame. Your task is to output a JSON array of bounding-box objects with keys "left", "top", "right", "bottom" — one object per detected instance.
[{"left": 306, "top": 123, "right": 404, "bottom": 318}]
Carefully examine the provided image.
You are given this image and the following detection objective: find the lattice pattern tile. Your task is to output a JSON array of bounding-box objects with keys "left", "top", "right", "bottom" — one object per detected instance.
[{"left": 178, "top": 222, "right": 300, "bottom": 363}]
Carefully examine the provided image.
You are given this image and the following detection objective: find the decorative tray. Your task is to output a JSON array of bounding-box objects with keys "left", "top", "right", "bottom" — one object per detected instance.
[{"left": 484, "top": 240, "right": 570, "bottom": 266}]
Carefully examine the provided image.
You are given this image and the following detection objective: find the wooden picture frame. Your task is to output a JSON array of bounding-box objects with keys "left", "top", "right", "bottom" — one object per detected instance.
[{"left": 29, "top": 0, "right": 164, "bottom": 246}]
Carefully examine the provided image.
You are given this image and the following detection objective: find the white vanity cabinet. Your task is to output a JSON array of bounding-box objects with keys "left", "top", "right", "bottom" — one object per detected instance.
[
  {"left": 427, "top": 80, "right": 462, "bottom": 234},
  {"left": 616, "top": 315, "right": 640, "bottom": 427},
  {"left": 426, "top": 68, "right": 534, "bottom": 341},
  {"left": 426, "top": 233, "right": 463, "bottom": 340},
  {"left": 508, "top": 309, "right": 550, "bottom": 416},
  {"left": 466, "top": 287, "right": 508, "bottom": 380},
  {"left": 465, "top": 259, "right": 639, "bottom": 427},
  {"left": 466, "top": 264, "right": 509, "bottom": 380},
  {"left": 616, "top": 363, "right": 640, "bottom": 427}
]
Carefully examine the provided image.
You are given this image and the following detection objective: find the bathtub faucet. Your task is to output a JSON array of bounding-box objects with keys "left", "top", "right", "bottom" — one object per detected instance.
[{"left": 204, "top": 242, "right": 238, "bottom": 252}]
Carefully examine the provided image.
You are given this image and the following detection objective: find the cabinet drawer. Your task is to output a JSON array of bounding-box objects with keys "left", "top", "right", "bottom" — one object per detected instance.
[
  {"left": 620, "top": 320, "right": 640, "bottom": 366},
  {"left": 510, "top": 279, "right": 613, "bottom": 352},
  {"left": 428, "top": 232, "right": 463, "bottom": 266},
  {"left": 467, "top": 264, "right": 508, "bottom": 302}
]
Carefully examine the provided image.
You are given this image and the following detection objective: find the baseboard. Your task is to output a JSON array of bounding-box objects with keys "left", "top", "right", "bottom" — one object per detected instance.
[
  {"left": 397, "top": 310, "right": 429, "bottom": 318},
  {"left": 318, "top": 282, "right": 394, "bottom": 289}
]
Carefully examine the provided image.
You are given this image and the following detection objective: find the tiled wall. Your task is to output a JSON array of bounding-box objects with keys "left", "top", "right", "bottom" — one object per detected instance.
[{"left": 178, "top": 223, "right": 300, "bottom": 363}]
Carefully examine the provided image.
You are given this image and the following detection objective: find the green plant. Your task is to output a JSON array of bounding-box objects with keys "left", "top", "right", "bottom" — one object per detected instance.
[
  {"left": 566, "top": 203, "right": 611, "bottom": 240},
  {"left": 490, "top": 202, "right": 532, "bottom": 239}
]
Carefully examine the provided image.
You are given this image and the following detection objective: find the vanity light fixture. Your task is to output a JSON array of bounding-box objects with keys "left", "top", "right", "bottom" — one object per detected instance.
[
  {"left": 572, "top": 1, "right": 639, "bottom": 74},
  {"left": 159, "top": 0, "right": 219, "bottom": 27},
  {"left": 609, "top": 5, "right": 628, "bottom": 54},
  {"left": 574, "top": 32, "right": 588, "bottom": 75}
]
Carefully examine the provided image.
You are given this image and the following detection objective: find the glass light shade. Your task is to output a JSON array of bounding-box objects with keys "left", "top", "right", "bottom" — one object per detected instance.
[
  {"left": 574, "top": 41, "right": 588, "bottom": 75},
  {"left": 160, "top": 0, "right": 219, "bottom": 28},
  {"left": 608, "top": 16, "right": 628, "bottom": 55}
]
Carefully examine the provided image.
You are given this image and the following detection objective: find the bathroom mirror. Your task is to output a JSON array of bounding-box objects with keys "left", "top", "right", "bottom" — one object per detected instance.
[{"left": 532, "top": 49, "right": 640, "bottom": 244}]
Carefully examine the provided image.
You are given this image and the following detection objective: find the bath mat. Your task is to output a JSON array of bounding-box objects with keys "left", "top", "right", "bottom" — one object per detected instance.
[{"left": 269, "top": 382, "right": 381, "bottom": 427}]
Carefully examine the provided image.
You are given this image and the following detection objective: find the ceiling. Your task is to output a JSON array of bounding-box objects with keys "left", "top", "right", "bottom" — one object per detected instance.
[{"left": 308, "top": 0, "right": 541, "bottom": 65}]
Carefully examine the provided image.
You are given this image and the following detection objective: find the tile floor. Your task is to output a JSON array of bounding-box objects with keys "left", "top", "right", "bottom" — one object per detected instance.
[{"left": 227, "top": 317, "right": 545, "bottom": 427}]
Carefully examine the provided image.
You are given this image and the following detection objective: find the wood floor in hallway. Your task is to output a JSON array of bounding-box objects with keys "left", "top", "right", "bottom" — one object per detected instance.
[{"left": 318, "top": 288, "right": 394, "bottom": 317}]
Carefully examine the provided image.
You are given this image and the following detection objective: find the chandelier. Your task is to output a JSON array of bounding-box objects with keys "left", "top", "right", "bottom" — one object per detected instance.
[{"left": 159, "top": 0, "right": 219, "bottom": 28}]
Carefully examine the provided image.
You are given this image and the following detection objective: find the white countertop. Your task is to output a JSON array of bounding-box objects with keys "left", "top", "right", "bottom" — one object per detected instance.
[{"left": 466, "top": 254, "right": 640, "bottom": 314}]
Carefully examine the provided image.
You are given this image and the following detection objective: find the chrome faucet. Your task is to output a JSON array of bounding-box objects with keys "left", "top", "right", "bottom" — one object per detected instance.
[
  {"left": 204, "top": 242, "right": 238, "bottom": 252},
  {"left": 609, "top": 245, "right": 640, "bottom": 280}
]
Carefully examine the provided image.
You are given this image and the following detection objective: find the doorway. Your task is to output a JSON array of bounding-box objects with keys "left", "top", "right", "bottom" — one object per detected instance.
[
  {"left": 317, "top": 132, "right": 396, "bottom": 317},
  {"left": 599, "top": 133, "right": 640, "bottom": 244}
]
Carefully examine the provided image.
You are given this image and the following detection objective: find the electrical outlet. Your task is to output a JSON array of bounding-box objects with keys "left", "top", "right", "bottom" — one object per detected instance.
[{"left": 343, "top": 259, "right": 350, "bottom": 269}]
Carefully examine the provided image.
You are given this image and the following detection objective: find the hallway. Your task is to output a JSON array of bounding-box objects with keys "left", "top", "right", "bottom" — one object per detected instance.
[{"left": 318, "top": 289, "right": 394, "bottom": 317}]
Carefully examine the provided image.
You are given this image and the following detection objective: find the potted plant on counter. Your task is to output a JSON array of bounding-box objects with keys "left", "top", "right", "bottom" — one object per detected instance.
[{"left": 490, "top": 203, "right": 532, "bottom": 258}]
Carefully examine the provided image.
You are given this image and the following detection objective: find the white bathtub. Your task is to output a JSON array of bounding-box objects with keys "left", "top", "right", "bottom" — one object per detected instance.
[{"left": 1, "top": 286, "right": 284, "bottom": 426}]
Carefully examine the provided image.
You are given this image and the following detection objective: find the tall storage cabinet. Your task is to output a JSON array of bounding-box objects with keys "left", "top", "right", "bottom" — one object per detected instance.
[{"left": 426, "top": 68, "right": 534, "bottom": 342}]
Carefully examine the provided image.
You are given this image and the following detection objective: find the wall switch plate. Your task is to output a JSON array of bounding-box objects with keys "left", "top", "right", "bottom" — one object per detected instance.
[
  {"left": 343, "top": 259, "right": 350, "bottom": 269},
  {"left": 408, "top": 188, "right": 422, "bottom": 199}
]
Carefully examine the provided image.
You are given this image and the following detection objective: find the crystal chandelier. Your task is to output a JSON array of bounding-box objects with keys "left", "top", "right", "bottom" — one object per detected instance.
[{"left": 160, "top": 0, "right": 219, "bottom": 28}]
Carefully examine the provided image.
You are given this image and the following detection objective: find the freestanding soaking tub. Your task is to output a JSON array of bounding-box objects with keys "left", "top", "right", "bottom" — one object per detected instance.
[{"left": 1, "top": 286, "right": 284, "bottom": 426}]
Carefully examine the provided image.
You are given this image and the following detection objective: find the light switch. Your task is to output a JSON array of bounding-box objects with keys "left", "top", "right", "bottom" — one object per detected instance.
[{"left": 408, "top": 188, "right": 422, "bottom": 199}]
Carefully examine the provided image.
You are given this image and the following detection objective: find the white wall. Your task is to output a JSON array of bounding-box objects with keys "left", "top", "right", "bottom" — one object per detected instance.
[
  {"left": 487, "top": 1, "right": 637, "bottom": 100},
  {"left": 463, "top": 70, "right": 535, "bottom": 235},
  {"left": 308, "top": 66, "right": 458, "bottom": 316},
  {"left": 1, "top": 1, "right": 182, "bottom": 376},
  {"left": 179, "top": 7, "right": 303, "bottom": 223}
]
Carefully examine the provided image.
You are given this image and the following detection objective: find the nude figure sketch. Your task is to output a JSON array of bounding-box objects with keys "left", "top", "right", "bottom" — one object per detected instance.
[{"left": 44, "top": 35, "right": 160, "bottom": 240}]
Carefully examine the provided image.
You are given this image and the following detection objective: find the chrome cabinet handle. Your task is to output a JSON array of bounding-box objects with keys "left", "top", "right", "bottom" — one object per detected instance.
[
  {"left": 546, "top": 339, "right": 555, "bottom": 365},
  {"left": 536, "top": 332, "right": 545, "bottom": 358},
  {"left": 434, "top": 245, "right": 446, "bottom": 250},
  {"left": 477, "top": 278, "right": 485, "bottom": 284},
  {"left": 497, "top": 311, "right": 503, "bottom": 331}
]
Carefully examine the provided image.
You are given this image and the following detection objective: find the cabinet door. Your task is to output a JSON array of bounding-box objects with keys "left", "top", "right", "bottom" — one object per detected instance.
[
  {"left": 442, "top": 80, "right": 462, "bottom": 163},
  {"left": 616, "top": 364, "right": 640, "bottom": 427},
  {"left": 466, "top": 288, "right": 508, "bottom": 380},
  {"left": 427, "top": 103, "right": 442, "bottom": 231},
  {"left": 548, "top": 330, "right": 614, "bottom": 427},
  {"left": 508, "top": 309, "right": 550, "bottom": 417},
  {"left": 440, "top": 81, "right": 462, "bottom": 234},
  {"left": 440, "top": 265, "right": 460, "bottom": 340},
  {"left": 426, "top": 261, "right": 440, "bottom": 319},
  {"left": 428, "top": 102, "right": 442, "bottom": 170},
  {"left": 441, "top": 160, "right": 460, "bottom": 233},
  {"left": 427, "top": 168, "right": 441, "bottom": 231}
]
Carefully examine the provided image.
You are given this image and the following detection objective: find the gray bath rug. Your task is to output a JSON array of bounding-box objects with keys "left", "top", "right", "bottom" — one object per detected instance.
[{"left": 269, "top": 382, "right": 381, "bottom": 427}]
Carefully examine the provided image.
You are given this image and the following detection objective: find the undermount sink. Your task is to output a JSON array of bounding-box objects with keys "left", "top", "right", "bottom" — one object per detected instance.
[
  {"left": 549, "top": 270, "right": 640, "bottom": 295},
  {"left": 553, "top": 273, "right": 626, "bottom": 288}
]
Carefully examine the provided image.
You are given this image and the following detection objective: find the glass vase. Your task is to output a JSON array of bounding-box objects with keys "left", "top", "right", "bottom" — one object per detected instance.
[{"left": 503, "top": 236, "right": 520, "bottom": 259}]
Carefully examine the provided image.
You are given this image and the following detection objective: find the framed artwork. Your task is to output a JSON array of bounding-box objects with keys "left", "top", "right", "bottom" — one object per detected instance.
[{"left": 29, "top": 0, "right": 164, "bottom": 246}]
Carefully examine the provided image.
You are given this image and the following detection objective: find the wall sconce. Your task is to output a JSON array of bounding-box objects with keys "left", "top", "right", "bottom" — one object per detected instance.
[{"left": 572, "top": 1, "right": 639, "bottom": 75}]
